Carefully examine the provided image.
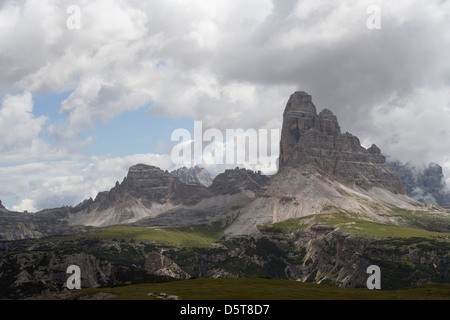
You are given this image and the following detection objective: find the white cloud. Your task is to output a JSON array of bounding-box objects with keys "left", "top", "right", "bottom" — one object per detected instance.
[
  {"left": 1, "top": 0, "right": 450, "bottom": 208},
  {"left": 0, "top": 91, "right": 71, "bottom": 163},
  {"left": 12, "top": 199, "right": 37, "bottom": 213},
  {"left": 0, "top": 92, "right": 46, "bottom": 149},
  {"left": 0, "top": 153, "right": 174, "bottom": 211}
]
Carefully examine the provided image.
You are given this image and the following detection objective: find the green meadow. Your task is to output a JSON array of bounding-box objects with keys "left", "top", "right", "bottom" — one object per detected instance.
[{"left": 264, "top": 210, "right": 450, "bottom": 240}]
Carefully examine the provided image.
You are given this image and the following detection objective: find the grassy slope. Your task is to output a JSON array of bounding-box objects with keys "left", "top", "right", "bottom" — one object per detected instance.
[
  {"left": 28, "top": 207, "right": 450, "bottom": 300},
  {"left": 264, "top": 210, "right": 450, "bottom": 240},
  {"left": 54, "top": 206, "right": 449, "bottom": 246},
  {"left": 54, "top": 222, "right": 225, "bottom": 248},
  {"left": 38, "top": 278, "right": 450, "bottom": 300}
]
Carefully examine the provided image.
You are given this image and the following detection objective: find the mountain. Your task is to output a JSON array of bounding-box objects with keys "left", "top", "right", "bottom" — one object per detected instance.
[
  {"left": 225, "top": 91, "right": 420, "bottom": 237},
  {"left": 209, "top": 167, "right": 269, "bottom": 195},
  {"left": 0, "top": 164, "right": 269, "bottom": 239},
  {"left": 67, "top": 164, "right": 208, "bottom": 227},
  {"left": 279, "top": 91, "right": 405, "bottom": 194},
  {"left": 389, "top": 161, "right": 450, "bottom": 205},
  {"left": 0, "top": 206, "right": 88, "bottom": 241},
  {"left": 131, "top": 167, "right": 269, "bottom": 228},
  {"left": 0, "top": 200, "right": 6, "bottom": 213},
  {"left": 67, "top": 164, "right": 268, "bottom": 228},
  {"left": 171, "top": 166, "right": 215, "bottom": 187},
  {"left": 1, "top": 90, "right": 449, "bottom": 299}
]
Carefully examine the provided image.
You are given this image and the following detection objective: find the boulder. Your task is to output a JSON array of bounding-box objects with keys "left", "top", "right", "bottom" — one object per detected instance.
[{"left": 144, "top": 253, "right": 190, "bottom": 280}]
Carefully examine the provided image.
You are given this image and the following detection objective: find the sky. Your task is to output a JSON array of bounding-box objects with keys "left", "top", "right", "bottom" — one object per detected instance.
[{"left": 1, "top": 0, "right": 450, "bottom": 212}]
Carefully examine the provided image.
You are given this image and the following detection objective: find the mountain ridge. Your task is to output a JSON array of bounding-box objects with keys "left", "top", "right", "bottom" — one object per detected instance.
[
  {"left": 223, "top": 91, "right": 423, "bottom": 237},
  {"left": 171, "top": 166, "right": 215, "bottom": 187},
  {"left": 67, "top": 164, "right": 268, "bottom": 228}
]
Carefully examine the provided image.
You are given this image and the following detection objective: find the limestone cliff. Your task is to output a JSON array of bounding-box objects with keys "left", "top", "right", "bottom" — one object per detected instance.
[
  {"left": 67, "top": 164, "right": 268, "bottom": 228},
  {"left": 171, "top": 166, "right": 215, "bottom": 187},
  {"left": 279, "top": 91, "right": 405, "bottom": 194},
  {"left": 224, "top": 91, "right": 419, "bottom": 237}
]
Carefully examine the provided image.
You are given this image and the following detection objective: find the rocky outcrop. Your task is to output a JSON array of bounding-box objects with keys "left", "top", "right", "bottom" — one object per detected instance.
[
  {"left": 66, "top": 164, "right": 269, "bottom": 228},
  {"left": 171, "top": 166, "right": 215, "bottom": 187},
  {"left": 115, "top": 164, "right": 207, "bottom": 206},
  {"left": 67, "top": 164, "right": 210, "bottom": 227},
  {"left": 224, "top": 91, "right": 420, "bottom": 237},
  {"left": 0, "top": 207, "right": 88, "bottom": 241},
  {"left": 209, "top": 167, "right": 269, "bottom": 195},
  {"left": 0, "top": 200, "right": 5, "bottom": 211},
  {"left": 279, "top": 91, "right": 405, "bottom": 194},
  {"left": 0, "top": 251, "right": 113, "bottom": 299},
  {"left": 1, "top": 164, "right": 270, "bottom": 236},
  {"left": 76, "top": 164, "right": 268, "bottom": 215},
  {"left": 390, "top": 161, "right": 450, "bottom": 205},
  {"left": 145, "top": 253, "right": 190, "bottom": 280}
]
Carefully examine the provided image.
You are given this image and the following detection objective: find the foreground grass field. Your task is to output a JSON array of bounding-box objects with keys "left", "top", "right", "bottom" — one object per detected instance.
[{"left": 36, "top": 278, "right": 450, "bottom": 300}]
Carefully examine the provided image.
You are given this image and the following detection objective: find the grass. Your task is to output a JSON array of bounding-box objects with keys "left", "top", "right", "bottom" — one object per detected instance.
[
  {"left": 36, "top": 278, "right": 450, "bottom": 300},
  {"left": 264, "top": 211, "right": 450, "bottom": 240},
  {"left": 388, "top": 207, "right": 450, "bottom": 232},
  {"left": 319, "top": 214, "right": 449, "bottom": 239},
  {"left": 78, "top": 226, "right": 219, "bottom": 247},
  {"left": 259, "top": 218, "right": 310, "bottom": 234}
]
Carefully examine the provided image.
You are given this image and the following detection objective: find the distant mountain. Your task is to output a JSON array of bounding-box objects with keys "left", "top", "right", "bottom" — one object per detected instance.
[
  {"left": 389, "top": 161, "right": 450, "bottom": 205},
  {"left": 0, "top": 164, "right": 269, "bottom": 239},
  {"left": 0, "top": 200, "right": 6, "bottom": 212},
  {"left": 67, "top": 164, "right": 209, "bottom": 227},
  {"left": 225, "top": 91, "right": 420, "bottom": 237},
  {"left": 171, "top": 166, "right": 215, "bottom": 187},
  {"left": 209, "top": 167, "right": 269, "bottom": 195},
  {"left": 67, "top": 164, "right": 269, "bottom": 228}
]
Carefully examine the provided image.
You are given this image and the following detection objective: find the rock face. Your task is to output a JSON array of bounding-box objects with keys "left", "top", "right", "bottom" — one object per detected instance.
[
  {"left": 145, "top": 253, "right": 190, "bottom": 280},
  {"left": 0, "top": 200, "right": 6, "bottom": 212},
  {"left": 0, "top": 251, "right": 113, "bottom": 299},
  {"left": 68, "top": 164, "right": 209, "bottom": 227},
  {"left": 67, "top": 164, "right": 269, "bottom": 228},
  {"left": 0, "top": 206, "right": 88, "bottom": 241},
  {"left": 224, "top": 91, "right": 419, "bottom": 237},
  {"left": 79, "top": 164, "right": 268, "bottom": 214},
  {"left": 171, "top": 166, "right": 215, "bottom": 187},
  {"left": 390, "top": 161, "right": 450, "bottom": 205},
  {"left": 0, "top": 164, "right": 270, "bottom": 236},
  {"left": 116, "top": 164, "right": 207, "bottom": 206},
  {"left": 279, "top": 91, "right": 405, "bottom": 194},
  {"left": 209, "top": 167, "right": 269, "bottom": 195}
]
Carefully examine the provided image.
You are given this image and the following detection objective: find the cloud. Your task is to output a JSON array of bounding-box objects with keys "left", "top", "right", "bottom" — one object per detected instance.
[
  {"left": 0, "top": 92, "right": 46, "bottom": 149},
  {"left": 12, "top": 199, "right": 37, "bottom": 213},
  {"left": 1, "top": 0, "right": 450, "bottom": 207},
  {"left": 0, "top": 91, "right": 73, "bottom": 163},
  {"left": 0, "top": 153, "right": 174, "bottom": 211}
]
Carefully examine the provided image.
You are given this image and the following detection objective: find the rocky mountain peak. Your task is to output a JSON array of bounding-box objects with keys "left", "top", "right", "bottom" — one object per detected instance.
[
  {"left": 209, "top": 167, "right": 269, "bottom": 195},
  {"left": 279, "top": 91, "right": 405, "bottom": 194},
  {"left": 367, "top": 144, "right": 381, "bottom": 155},
  {"left": 0, "top": 200, "right": 6, "bottom": 212},
  {"left": 285, "top": 91, "right": 316, "bottom": 113},
  {"left": 318, "top": 109, "right": 340, "bottom": 135},
  {"left": 120, "top": 164, "right": 179, "bottom": 204},
  {"left": 171, "top": 166, "right": 215, "bottom": 187}
]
